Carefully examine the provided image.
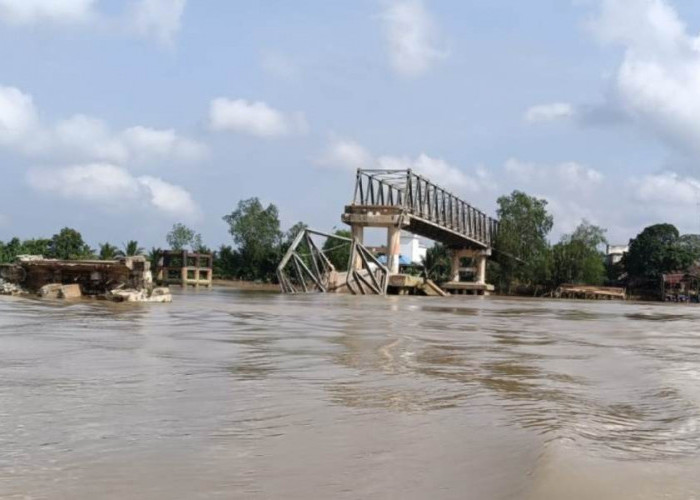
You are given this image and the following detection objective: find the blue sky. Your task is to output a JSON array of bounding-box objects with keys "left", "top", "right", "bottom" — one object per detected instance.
[{"left": 2, "top": 0, "right": 700, "bottom": 249}]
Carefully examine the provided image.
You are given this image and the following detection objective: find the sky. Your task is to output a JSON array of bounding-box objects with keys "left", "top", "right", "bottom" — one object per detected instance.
[{"left": 2, "top": 0, "right": 700, "bottom": 249}]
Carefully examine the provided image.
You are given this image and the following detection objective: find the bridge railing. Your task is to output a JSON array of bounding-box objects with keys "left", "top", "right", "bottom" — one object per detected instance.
[{"left": 352, "top": 169, "right": 499, "bottom": 246}]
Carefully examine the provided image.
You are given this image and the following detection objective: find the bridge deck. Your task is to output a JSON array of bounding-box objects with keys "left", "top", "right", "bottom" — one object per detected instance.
[{"left": 341, "top": 169, "right": 498, "bottom": 249}]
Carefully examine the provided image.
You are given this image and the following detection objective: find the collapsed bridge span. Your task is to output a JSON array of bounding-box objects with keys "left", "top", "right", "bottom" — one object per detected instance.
[{"left": 342, "top": 169, "right": 499, "bottom": 294}]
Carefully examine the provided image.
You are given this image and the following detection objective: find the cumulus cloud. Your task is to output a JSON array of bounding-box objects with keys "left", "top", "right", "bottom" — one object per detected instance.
[
  {"left": 0, "top": 85, "right": 206, "bottom": 165},
  {"left": 381, "top": 0, "right": 446, "bottom": 77},
  {"left": 27, "top": 163, "right": 199, "bottom": 217},
  {"left": 317, "top": 137, "right": 486, "bottom": 192},
  {"left": 504, "top": 158, "right": 604, "bottom": 191},
  {"left": 0, "top": 0, "right": 95, "bottom": 25},
  {"left": 583, "top": 0, "right": 700, "bottom": 156},
  {"left": 317, "top": 138, "right": 374, "bottom": 171},
  {"left": 0, "top": 0, "right": 186, "bottom": 47},
  {"left": 525, "top": 103, "right": 575, "bottom": 123},
  {"left": 129, "top": 0, "right": 186, "bottom": 47},
  {"left": 632, "top": 171, "right": 700, "bottom": 205},
  {"left": 0, "top": 85, "right": 41, "bottom": 149},
  {"left": 209, "top": 98, "right": 308, "bottom": 138}
]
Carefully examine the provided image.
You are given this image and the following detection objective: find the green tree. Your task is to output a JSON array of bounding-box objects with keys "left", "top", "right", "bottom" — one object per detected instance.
[
  {"left": 625, "top": 223, "right": 694, "bottom": 281},
  {"left": 166, "top": 223, "right": 202, "bottom": 251},
  {"left": 493, "top": 191, "right": 553, "bottom": 293},
  {"left": 99, "top": 243, "right": 120, "bottom": 260},
  {"left": 222, "top": 198, "right": 282, "bottom": 281},
  {"left": 148, "top": 247, "right": 162, "bottom": 270},
  {"left": 20, "top": 238, "right": 51, "bottom": 257},
  {"left": 421, "top": 243, "right": 451, "bottom": 283},
  {"left": 213, "top": 245, "right": 240, "bottom": 279},
  {"left": 122, "top": 240, "right": 145, "bottom": 256},
  {"left": 322, "top": 229, "right": 352, "bottom": 271},
  {"left": 551, "top": 220, "right": 607, "bottom": 286},
  {"left": 48, "top": 228, "right": 93, "bottom": 260}
]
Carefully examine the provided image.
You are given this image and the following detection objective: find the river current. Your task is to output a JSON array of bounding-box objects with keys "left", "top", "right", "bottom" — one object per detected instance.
[{"left": 2, "top": 289, "right": 700, "bottom": 499}]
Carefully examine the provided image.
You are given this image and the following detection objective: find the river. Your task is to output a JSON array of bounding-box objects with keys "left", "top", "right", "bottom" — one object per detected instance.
[{"left": 1, "top": 289, "right": 700, "bottom": 499}]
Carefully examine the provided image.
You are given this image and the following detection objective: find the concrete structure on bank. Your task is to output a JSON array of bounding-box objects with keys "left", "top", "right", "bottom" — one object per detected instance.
[
  {"left": 0, "top": 255, "right": 171, "bottom": 302},
  {"left": 155, "top": 250, "right": 213, "bottom": 288},
  {"left": 341, "top": 169, "right": 498, "bottom": 295}
]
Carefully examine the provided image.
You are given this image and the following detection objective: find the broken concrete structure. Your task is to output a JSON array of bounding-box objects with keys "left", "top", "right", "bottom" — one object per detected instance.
[
  {"left": 0, "top": 255, "right": 171, "bottom": 302},
  {"left": 155, "top": 250, "right": 213, "bottom": 288},
  {"left": 342, "top": 169, "right": 498, "bottom": 295}
]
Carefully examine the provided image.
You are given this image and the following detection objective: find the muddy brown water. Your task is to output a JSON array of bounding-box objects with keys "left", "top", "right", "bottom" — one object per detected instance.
[{"left": 2, "top": 289, "right": 700, "bottom": 499}]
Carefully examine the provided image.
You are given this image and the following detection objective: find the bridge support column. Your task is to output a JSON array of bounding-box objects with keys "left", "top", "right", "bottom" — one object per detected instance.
[
  {"left": 476, "top": 253, "right": 487, "bottom": 285},
  {"left": 386, "top": 225, "right": 401, "bottom": 274},
  {"left": 451, "top": 251, "right": 462, "bottom": 282},
  {"left": 444, "top": 248, "right": 493, "bottom": 296},
  {"left": 351, "top": 224, "right": 364, "bottom": 270}
]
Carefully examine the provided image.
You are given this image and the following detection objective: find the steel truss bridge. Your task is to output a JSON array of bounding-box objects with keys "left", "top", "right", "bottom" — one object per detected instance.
[{"left": 342, "top": 169, "right": 499, "bottom": 249}]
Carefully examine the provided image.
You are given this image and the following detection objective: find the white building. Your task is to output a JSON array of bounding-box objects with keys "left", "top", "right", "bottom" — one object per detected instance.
[
  {"left": 400, "top": 232, "right": 428, "bottom": 265},
  {"left": 606, "top": 244, "right": 628, "bottom": 265}
]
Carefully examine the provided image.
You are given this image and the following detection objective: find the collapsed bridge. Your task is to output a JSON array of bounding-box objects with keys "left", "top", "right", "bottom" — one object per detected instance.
[{"left": 278, "top": 168, "right": 500, "bottom": 296}]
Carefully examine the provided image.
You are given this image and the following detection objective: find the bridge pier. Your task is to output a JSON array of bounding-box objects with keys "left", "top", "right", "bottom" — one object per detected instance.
[
  {"left": 444, "top": 248, "right": 493, "bottom": 295},
  {"left": 386, "top": 225, "right": 401, "bottom": 274},
  {"left": 351, "top": 224, "right": 364, "bottom": 270}
]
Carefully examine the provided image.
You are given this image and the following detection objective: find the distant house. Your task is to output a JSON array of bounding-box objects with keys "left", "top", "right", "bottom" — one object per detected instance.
[
  {"left": 662, "top": 272, "right": 699, "bottom": 302},
  {"left": 400, "top": 232, "right": 428, "bottom": 265},
  {"left": 606, "top": 244, "right": 628, "bottom": 266}
]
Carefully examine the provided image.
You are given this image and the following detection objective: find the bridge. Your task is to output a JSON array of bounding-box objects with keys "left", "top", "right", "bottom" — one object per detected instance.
[{"left": 341, "top": 169, "right": 499, "bottom": 293}]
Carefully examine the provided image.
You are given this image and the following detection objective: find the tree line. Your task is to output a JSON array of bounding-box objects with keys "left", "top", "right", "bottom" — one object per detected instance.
[
  {"left": 4, "top": 193, "right": 699, "bottom": 293},
  {"left": 421, "top": 190, "right": 700, "bottom": 295}
]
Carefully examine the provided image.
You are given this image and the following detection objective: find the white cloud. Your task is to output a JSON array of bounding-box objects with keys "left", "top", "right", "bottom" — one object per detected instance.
[
  {"left": 317, "top": 138, "right": 374, "bottom": 171},
  {"left": 26, "top": 163, "right": 199, "bottom": 217},
  {"left": 129, "top": 0, "right": 186, "bottom": 47},
  {"left": 378, "top": 153, "right": 480, "bottom": 191},
  {"left": 317, "top": 137, "right": 486, "bottom": 192},
  {"left": 589, "top": 0, "right": 700, "bottom": 156},
  {"left": 0, "top": 0, "right": 95, "bottom": 25},
  {"left": 381, "top": 0, "right": 446, "bottom": 77},
  {"left": 121, "top": 125, "right": 206, "bottom": 163},
  {"left": 525, "top": 103, "right": 575, "bottom": 123},
  {"left": 505, "top": 158, "right": 603, "bottom": 190},
  {"left": 209, "top": 98, "right": 307, "bottom": 138},
  {"left": 632, "top": 171, "right": 700, "bottom": 205},
  {"left": 0, "top": 86, "right": 40, "bottom": 149},
  {"left": 0, "top": 85, "right": 206, "bottom": 166}
]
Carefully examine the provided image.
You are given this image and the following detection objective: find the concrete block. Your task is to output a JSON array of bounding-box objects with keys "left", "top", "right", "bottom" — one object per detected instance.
[
  {"left": 59, "top": 284, "right": 82, "bottom": 299},
  {"left": 39, "top": 283, "right": 63, "bottom": 299}
]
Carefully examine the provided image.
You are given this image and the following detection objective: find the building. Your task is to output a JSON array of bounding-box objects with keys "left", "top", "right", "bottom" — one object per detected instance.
[
  {"left": 606, "top": 244, "right": 629, "bottom": 266},
  {"left": 399, "top": 232, "right": 428, "bottom": 265}
]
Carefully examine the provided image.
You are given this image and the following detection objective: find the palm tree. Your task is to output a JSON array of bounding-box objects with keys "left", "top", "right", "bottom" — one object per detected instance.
[
  {"left": 421, "top": 243, "right": 451, "bottom": 283},
  {"left": 122, "top": 240, "right": 145, "bottom": 257},
  {"left": 98, "top": 243, "right": 120, "bottom": 260}
]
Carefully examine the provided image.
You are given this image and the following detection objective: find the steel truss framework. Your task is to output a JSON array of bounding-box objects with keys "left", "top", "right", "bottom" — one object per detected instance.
[
  {"left": 352, "top": 169, "right": 499, "bottom": 248},
  {"left": 277, "top": 229, "right": 389, "bottom": 295}
]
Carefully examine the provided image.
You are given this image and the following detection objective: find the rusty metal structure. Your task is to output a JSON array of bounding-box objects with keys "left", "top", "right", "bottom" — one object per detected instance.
[
  {"left": 342, "top": 169, "right": 499, "bottom": 294},
  {"left": 277, "top": 229, "right": 389, "bottom": 295}
]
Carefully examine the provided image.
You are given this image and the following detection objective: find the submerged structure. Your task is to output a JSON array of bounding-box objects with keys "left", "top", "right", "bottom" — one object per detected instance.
[
  {"left": 277, "top": 229, "right": 391, "bottom": 295},
  {"left": 155, "top": 250, "right": 213, "bottom": 288},
  {"left": 0, "top": 255, "right": 171, "bottom": 302}
]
